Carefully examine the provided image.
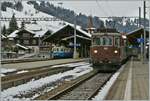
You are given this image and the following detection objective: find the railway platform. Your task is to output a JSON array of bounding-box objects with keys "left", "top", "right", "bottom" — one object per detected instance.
[
  {"left": 1, "top": 58, "right": 89, "bottom": 70},
  {"left": 105, "top": 58, "right": 149, "bottom": 100}
]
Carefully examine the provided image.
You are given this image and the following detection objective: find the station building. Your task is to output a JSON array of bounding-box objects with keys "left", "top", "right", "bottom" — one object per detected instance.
[
  {"left": 5, "top": 28, "right": 52, "bottom": 58},
  {"left": 127, "top": 27, "right": 149, "bottom": 59},
  {"left": 44, "top": 24, "right": 91, "bottom": 58}
]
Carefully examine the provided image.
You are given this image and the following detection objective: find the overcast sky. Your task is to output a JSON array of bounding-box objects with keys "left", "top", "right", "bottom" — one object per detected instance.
[{"left": 49, "top": 0, "right": 149, "bottom": 18}]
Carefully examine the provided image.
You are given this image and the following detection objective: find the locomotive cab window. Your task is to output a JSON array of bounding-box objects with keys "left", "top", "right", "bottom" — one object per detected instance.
[
  {"left": 115, "top": 37, "right": 120, "bottom": 47},
  {"left": 93, "top": 38, "right": 100, "bottom": 45},
  {"left": 101, "top": 37, "right": 112, "bottom": 46}
]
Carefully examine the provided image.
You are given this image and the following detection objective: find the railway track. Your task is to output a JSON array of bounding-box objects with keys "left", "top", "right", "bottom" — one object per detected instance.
[
  {"left": 35, "top": 70, "right": 112, "bottom": 100},
  {"left": 1, "top": 58, "right": 52, "bottom": 64},
  {"left": 1, "top": 63, "right": 89, "bottom": 90}
]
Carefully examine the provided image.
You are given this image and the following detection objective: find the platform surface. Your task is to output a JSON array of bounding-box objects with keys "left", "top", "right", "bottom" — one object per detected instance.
[
  {"left": 105, "top": 58, "right": 149, "bottom": 100},
  {"left": 1, "top": 58, "right": 89, "bottom": 70}
]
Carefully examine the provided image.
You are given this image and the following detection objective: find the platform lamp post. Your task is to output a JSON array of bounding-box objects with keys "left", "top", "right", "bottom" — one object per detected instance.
[
  {"left": 143, "top": 1, "right": 147, "bottom": 63},
  {"left": 38, "top": 35, "right": 41, "bottom": 57},
  {"left": 0, "top": 1, "right": 2, "bottom": 100},
  {"left": 73, "top": 13, "right": 77, "bottom": 59},
  {"left": 148, "top": 1, "right": 150, "bottom": 99}
]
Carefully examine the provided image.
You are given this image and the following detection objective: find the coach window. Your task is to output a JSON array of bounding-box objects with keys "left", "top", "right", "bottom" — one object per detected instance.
[{"left": 115, "top": 37, "right": 120, "bottom": 47}]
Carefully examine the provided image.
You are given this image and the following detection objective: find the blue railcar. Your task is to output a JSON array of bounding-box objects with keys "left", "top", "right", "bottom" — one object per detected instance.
[{"left": 52, "top": 46, "right": 73, "bottom": 59}]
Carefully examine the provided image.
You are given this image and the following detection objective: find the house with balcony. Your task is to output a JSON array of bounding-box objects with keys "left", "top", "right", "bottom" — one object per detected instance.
[{"left": 7, "top": 28, "right": 52, "bottom": 58}]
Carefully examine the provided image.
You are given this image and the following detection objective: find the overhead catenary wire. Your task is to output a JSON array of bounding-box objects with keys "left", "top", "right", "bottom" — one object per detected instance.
[
  {"left": 95, "top": 0, "right": 109, "bottom": 17},
  {"left": 105, "top": 0, "right": 114, "bottom": 16}
]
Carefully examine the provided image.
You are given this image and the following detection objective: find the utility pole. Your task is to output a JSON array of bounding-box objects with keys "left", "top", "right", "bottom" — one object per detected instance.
[
  {"left": 139, "top": 7, "right": 141, "bottom": 27},
  {"left": 143, "top": 1, "right": 146, "bottom": 63},
  {"left": 73, "top": 13, "right": 77, "bottom": 59},
  {"left": 38, "top": 35, "right": 41, "bottom": 57},
  {"left": 0, "top": 1, "right": 2, "bottom": 100},
  {"left": 139, "top": 7, "right": 143, "bottom": 61},
  {"left": 148, "top": 1, "right": 150, "bottom": 99}
]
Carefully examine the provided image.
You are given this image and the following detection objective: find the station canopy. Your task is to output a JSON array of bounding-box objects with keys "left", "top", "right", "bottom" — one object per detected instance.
[
  {"left": 127, "top": 27, "right": 149, "bottom": 45},
  {"left": 43, "top": 24, "right": 91, "bottom": 44}
]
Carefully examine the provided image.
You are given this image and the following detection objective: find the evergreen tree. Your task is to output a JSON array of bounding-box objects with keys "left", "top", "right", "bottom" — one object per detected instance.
[
  {"left": 21, "top": 21, "right": 25, "bottom": 29},
  {"left": 2, "top": 25, "right": 7, "bottom": 36},
  {"left": 8, "top": 14, "right": 18, "bottom": 34},
  {"left": 14, "top": 1, "right": 23, "bottom": 11}
]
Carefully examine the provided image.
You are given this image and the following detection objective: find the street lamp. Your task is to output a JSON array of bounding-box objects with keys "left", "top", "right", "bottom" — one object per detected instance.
[{"left": 73, "top": 13, "right": 77, "bottom": 59}]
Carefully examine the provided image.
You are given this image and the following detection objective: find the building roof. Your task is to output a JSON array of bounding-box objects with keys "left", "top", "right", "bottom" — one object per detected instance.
[
  {"left": 96, "top": 28, "right": 119, "bottom": 33},
  {"left": 127, "top": 27, "right": 149, "bottom": 45},
  {"left": 34, "top": 30, "right": 51, "bottom": 37},
  {"left": 1, "top": 34, "right": 7, "bottom": 39},
  {"left": 7, "top": 29, "right": 35, "bottom": 38},
  {"left": 44, "top": 24, "right": 91, "bottom": 42},
  {"left": 52, "top": 24, "right": 91, "bottom": 38},
  {"left": 62, "top": 35, "right": 91, "bottom": 41},
  {"left": 127, "top": 27, "right": 149, "bottom": 37},
  {"left": 16, "top": 44, "right": 29, "bottom": 50}
]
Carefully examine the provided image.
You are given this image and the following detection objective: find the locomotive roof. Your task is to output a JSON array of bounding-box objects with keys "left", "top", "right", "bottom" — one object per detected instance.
[
  {"left": 92, "top": 32, "right": 121, "bottom": 36},
  {"left": 92, "top": 28, "right": 121, "bottom": 36},
  {"left": 96, "top": 28, "right": 119, "bottom": 33}
]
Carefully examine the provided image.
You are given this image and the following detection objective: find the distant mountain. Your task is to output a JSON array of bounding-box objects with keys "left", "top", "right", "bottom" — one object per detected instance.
[{"left": 27, "top": 1, "right": 149, "bottom": 33}]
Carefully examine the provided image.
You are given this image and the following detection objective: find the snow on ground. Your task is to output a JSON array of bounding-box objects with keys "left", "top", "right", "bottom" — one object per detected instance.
[
  {"left": 1, "top": 74, "right": 6, "bottom": 77},
  {"left": 1, "top": 68, "right": 16, "bottom": 74},
  {"left": 16, "top": 70, "right": 28, "bottom": 74},
  {"left": 1, "top": 63, "right": 93, "bottom": 100},
  {"left": 2, "top": 1, "right": 91, "bottom": 39},
  {"left": 1, "top": 1, "right": 67, "bottom": 33},
  {"left": 51, "top": 62, "right": 89, "bottom": 68},
  {"left": 92, "top": 64, "right": 125, "bottom": 100}
]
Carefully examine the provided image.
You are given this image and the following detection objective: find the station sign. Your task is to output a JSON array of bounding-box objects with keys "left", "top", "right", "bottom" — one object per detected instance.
[
  {"left": 137, "top": 38, "right": 144, "bottom": 43},
  {"left": 69, "top": 42, "right": 81, "bottom": 47}
]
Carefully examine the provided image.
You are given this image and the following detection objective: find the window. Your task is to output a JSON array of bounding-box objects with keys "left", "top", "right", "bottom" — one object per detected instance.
[
  {"left": 17, "top": 40, "right": 20, "bottom": 44},
  {"left": 23, "top": 40, "right": 29, "bottom": 44},
  {"left": 93, "top": 38, "right": 100, "bottom": 45},
  {"left": 32, "top": 40, "right": 37, "bottom": 45},
  {"left": 23, "top": 33, "right": 30, "bottom": 37},
  {"left": 108, "top": 37, "right": 112, "bottom": 45},
  {"left": 93, "top": 37, "right": 112, "bottom": 46},
  {"left": 61, "top": 48, "right": 64, "bottom": 52},
  {"left": 103, "top": 37, "right": 106, "bottom": 45},
  {"left": 56, "top": 48, "right": 59, "bottom": 52},
  {"left": 100, "top": 37, "right": 112, "bottom": 46},
  {"left": 115, "top": 37, "right": 120, "bottom": 47}
]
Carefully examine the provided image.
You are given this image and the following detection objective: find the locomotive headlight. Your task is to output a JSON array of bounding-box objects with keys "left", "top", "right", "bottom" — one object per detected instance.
[
  {"left": 114, "top": 50, "right": 118, "bottom": 54},
  {"left": 94, "top": 50, "right": 98, "bottom": 53}
]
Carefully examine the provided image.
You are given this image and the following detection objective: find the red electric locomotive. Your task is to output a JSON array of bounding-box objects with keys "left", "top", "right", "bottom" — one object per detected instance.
[{"left": 90, "top": 29, "right": 128, "bottom": 72}]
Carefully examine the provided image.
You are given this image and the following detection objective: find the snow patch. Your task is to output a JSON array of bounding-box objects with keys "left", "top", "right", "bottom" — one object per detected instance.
[
  {"left": 1, "top": 68, "right": 16, "bottom": 74},
  {"left": 1, "top": 64, "right": 93, "bottom": 100},
  {"left": 17, "top": 70, "right": 28, "bottom": 74},
  {"left": 92, "top": 65, "right": 125, "bottom": 100},
  {"left": 51, "top": 62, "right": 89, "bottom": 68}
]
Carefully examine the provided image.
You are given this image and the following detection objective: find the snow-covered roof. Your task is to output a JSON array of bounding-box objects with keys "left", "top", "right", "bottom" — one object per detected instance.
[
  {"left": 8, "top": 29, "right": 35, "bottom": 38},
  {"left": 34, "top": 30, "right": 49, "bottom": 37},
  {"left": 16, "top": 44, "right": 29, "bottom": 50},
  {"left": 8, "top": 30, "right": 19, "bottom": 38},
  {"left": 1, "top": 34, "right": 7, "bottom": 39},
  {"left": 127, "top": 27, "right": 143, "bottom": 35},
  {"left": 127, "top": 27, "right": 149, "bottom": 36},
  {"left": 62, "top": 35, "right": 91, "bottom": 41},
  {"left": 52, "top": 24, "right": 91, "bottom": 38}
]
